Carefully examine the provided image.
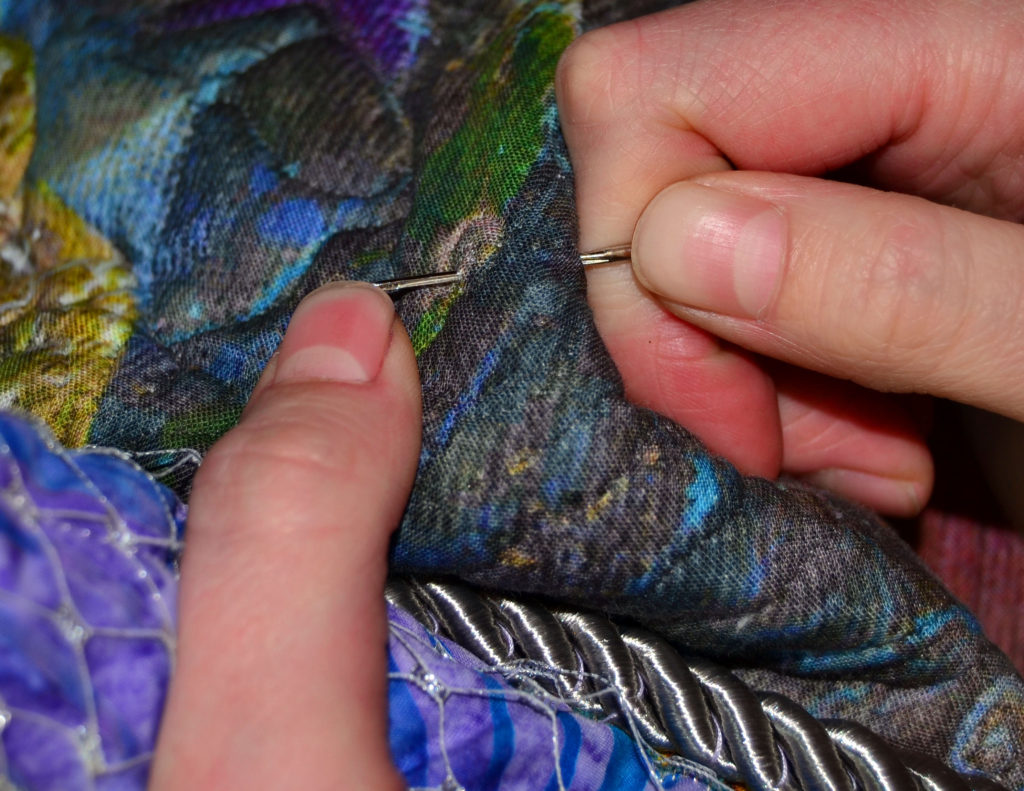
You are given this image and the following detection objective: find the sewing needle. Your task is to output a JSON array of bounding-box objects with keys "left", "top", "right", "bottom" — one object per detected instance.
[
  {"left": 579, "top": 244, "right": 632, "bottom": 267},
  {"left": 373, "top": 271, "right": 463, "bottom": 294},
  {"left": 372, "top": 245, "right": 632, "bottom": 295}
]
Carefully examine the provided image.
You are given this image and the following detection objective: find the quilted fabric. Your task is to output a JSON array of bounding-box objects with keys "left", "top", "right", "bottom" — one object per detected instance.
[
  {"left": 0, "top": 1, "right": 1021, "bottom": 786},
  {"left": 0, "top": 413, "right": 182, "bottom": 790},
  {"left": 2, "top": 412, "right": 709, "bottom": 790},
  {"left": 387, "top": 600, "right": 720, "bottom": 790}
]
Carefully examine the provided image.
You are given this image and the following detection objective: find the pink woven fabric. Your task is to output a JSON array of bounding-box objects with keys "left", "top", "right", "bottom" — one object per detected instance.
[{"left": 919, "top": 510, "right": 1024, "bottom": 673}]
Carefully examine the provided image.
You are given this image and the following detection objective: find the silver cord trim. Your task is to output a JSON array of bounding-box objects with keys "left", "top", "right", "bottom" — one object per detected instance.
[{"left": 385, "top": 578, "right": 1008, "bottom": 791}]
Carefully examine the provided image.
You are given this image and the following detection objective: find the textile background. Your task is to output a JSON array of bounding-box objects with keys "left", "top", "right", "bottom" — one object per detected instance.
[{"left": 0, "top": 1, "right": 1019, "bottom": 786}]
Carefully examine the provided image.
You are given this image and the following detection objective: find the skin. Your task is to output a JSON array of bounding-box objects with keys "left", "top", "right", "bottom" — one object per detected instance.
[
  {"left": 558, "top": 0, "right": 1024, "bottom": 515},
  {"left": 150, "top": 283, "right": 413, "bottom": 791},
  {"left": 151, "top": 0, "right": 1024, "bottom": 785}
]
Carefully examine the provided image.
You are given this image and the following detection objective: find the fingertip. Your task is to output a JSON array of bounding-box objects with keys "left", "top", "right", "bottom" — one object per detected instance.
[
  {"left": 245, "top": 281, "right": 414, "bottom": 420},
  {"left": 803, "top": 467, "right": 931, "bottom": 518},
  {"left": 558, "top": 21, "right": 729, "bottom": 251},
  {"left": 776, "top": 370, "right": 934, "bottom": 516},
  {"left": 241, "top": 282, "right": 421, "bottom": 473},
  {"left": 555, "top": 24, "right": 629, "bottom": 127},
  {"left": 274, "top": 282, "right": 396, "bottom": 386},
  {"left": 632, "top": 181, "right": 786, "bottom": 320},
  {"left": 588, "top": 264, "right": 783, "bottom": 478}
]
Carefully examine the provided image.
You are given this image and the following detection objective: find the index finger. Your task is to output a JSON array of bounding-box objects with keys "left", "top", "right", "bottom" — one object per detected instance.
[{"left": 557, "top": 0, "right": 1024, "bottom": 250}]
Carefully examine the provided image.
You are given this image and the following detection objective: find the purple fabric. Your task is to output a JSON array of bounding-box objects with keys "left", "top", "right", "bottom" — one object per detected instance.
[
  {"left": 0, "top": 413, "right": 183, "bottom": 790},
  {"left": 387, "top": 603, "right": 722, "bottom": 790},
  {"left": 0, "top": 411, "right": 726, "bottom": 789}
]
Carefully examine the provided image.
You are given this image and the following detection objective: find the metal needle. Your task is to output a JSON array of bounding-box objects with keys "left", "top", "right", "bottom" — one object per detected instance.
[
  {"left": 579, "top": 244, "right": 632, "bottom": 267},
  {"left": 371, "top": 245, "right": 632, "bottom": 295},
  {"left": 373, "top": 271, "right": 463, "bottom": 294}
]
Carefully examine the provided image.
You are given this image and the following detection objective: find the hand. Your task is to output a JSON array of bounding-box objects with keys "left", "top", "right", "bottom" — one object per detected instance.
[
  {"left": 150, "top": 283, "right": 417, "bottom": 790},
  {"left": 557, "top": 0, "right": 1024, "bottom": 516}
]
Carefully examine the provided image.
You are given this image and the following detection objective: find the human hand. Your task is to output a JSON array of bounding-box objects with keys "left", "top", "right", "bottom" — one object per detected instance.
[
  {"left": 557, "top": 0, "right": 1024, "bottom": 516},
  {"left": 149, "top": 283, "right": 417, "bottom": 790}
]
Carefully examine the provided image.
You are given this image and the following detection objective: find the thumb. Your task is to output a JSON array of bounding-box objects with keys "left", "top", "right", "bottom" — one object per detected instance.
[
  {"left": 631, "top": 173, "right": 1024, "bottom": 422},
  {"left": 151, "top": 282, "right": 418, "bottom": 790}
]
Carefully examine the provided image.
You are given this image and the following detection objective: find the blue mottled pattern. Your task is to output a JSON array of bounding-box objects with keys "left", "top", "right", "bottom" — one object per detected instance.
[
  {"left": 0, "top": 413, "right": 182, "bottom": 790},
  {"left": 387, "top": 602, "right": 719, "bottom": 790},
  {"left": 0, "top": 412, "right": 723, "bottom": 790}
]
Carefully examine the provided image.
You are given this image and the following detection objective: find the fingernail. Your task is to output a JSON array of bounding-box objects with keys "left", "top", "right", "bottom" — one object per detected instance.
[
  {"left": 274, "top": 283, "right": 395, "bottom": 385},
  {"left": 633, "top": 182, "right": 786, "bottom": 318}
]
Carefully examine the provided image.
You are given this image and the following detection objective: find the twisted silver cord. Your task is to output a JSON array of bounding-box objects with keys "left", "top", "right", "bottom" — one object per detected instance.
[{"left": 385, "top": 578, "right": 1008, "bottom": 791}]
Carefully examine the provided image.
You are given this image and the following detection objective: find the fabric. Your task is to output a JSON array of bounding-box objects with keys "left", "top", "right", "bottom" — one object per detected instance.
[
  {"left": 0, "top": 1, "right": 1021, "bottom": 787},
  {"left": 919, "top": 510, "right": 1024, "bottom": 673},
  {"left": 0, "top": 412, "right": 182, "bottom": 790},
  {"left": 2, "top": 411, "right": 716, "bottom": 790},
  {"left": 916, "top": 406, "right": 1024, "bottom": 673},
  {"left": 388, "top": 601, "right": 722, "bottom": 790}
]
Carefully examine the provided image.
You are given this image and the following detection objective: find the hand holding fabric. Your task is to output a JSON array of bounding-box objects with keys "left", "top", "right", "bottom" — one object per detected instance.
[
  {"left": 558, "top": 0, "right": 1024, "bottom": 516},
  {"left": 149, "top": 283, "right": 417, "bottom": 790}
]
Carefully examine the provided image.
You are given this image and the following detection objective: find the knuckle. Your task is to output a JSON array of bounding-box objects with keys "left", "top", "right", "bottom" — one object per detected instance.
[
  {"left": 200, "top": 389, "right": 384, "bottom": 495},
  {"left": 556, "top": 24, "right": 641, "bottom": 125},
  {"left": 845, "top": 212, "right": 968, "bottom": 377},
  {"left": 187, "top": 383, "right": 419, "bottom": 548}
]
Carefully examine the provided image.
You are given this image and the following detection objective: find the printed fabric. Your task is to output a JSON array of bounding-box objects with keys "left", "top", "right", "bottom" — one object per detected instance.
[{"left": 0, "top": 1, "right": 1020, "bottom": 787}]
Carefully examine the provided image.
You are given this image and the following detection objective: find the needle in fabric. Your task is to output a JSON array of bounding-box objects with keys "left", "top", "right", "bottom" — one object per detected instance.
[
  {"left": 372, "top": 245, "right": 632, "bottom": 295},
  {"left": 579, "top": 244, "right": 632, "bottom": 267},
  {"left": 373, "top": 271, "right": 464, "bottom": 294}
]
